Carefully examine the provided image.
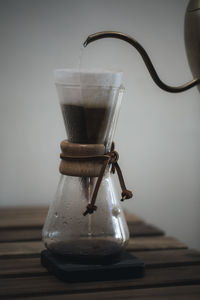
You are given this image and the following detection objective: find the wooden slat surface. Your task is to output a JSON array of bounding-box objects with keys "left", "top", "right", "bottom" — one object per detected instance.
[
  {"left": 1, "top": 265, "right": 200, "bottom": 298},
  {"left": 0, "top": 207, "right": 48, "bottom": 228},
  {"left": 20, "top": 285, "right": 200, "bottom": 300},
  {"left": 1, "top": 249, "right": 200, "bottom": 278},
  {"left": 0, "top": 222, "right": 164, "bottom": 243},
  {"left": 129, "top": 222, "right": 164, "bottom": 237},
  {"left": 0, "top": 236, "right": 187, "bottom": 258},
  {"left": 0, "top": 207, "right": 142, "bottom": 229},
  {"left": 0, "top": 206, "right": 199, "bottom": 299}
]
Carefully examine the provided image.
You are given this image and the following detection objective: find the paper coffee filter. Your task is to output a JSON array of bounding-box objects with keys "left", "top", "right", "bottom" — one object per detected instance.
[
  {"left": 55, "top": 69, "right": 123, "bottom": 87},
  {"left": 55, "top": 69, "right": 123, "bottom": 107}
]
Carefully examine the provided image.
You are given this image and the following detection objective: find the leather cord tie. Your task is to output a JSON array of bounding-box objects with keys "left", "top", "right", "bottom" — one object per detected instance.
[{"left": 83, "top": 142, "right": 133, "bottom": 216}]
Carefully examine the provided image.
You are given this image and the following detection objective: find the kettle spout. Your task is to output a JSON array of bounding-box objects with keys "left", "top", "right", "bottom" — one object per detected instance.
[
  {"left": 83, "top": 37, "right": 89, "bottom": 47},
  {"left": 83, "top": 31, "right": 200, "bottom": 93}
]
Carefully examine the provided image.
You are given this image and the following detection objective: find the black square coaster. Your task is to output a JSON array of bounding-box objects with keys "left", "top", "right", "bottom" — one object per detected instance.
[{"left": 41, "top": 250, "right": 145, "bottom": 283}]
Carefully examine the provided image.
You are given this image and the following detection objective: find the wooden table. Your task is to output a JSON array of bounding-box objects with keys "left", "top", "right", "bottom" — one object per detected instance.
[{"left": 0, "top": 207, "right": 200, "bottom": 299}]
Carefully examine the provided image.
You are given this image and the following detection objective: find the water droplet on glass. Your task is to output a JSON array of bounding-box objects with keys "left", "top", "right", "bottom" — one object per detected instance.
[
  {"left": 49, "top": 232, "right": 53, "bottom": 240},
  {"left": 112, "top": 207, "right": 121, "bottom": 217},
  {"left": 55, "top": 212, "right": 58, "bottom": 218}
]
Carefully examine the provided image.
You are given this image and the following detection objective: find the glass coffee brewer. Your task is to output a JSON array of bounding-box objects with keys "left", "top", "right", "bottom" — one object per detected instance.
[{"left": 42, "top": 69, "right": 131, "bottom": 264}]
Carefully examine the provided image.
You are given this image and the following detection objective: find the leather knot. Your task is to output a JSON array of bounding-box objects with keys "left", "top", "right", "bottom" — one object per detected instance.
[
  {"left": 108, "top": 150, "right": 119, "bottom": 164},
  {"left": 81, "top": 142, "right": 132, "bottom": 215},
  {"left": 83, "top": 204, "right": 97, "bottom": 216},
  {"left": 121, "top": 189, "right": 133, "bottom": 201},
  {"left": 108, "top": 150, "right": 119, "bottom": 174}
]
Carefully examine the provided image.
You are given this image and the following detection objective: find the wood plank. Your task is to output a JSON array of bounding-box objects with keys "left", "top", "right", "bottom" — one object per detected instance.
[
  {"left": 19, "top": 285, "right": 200, "bottom": 300},
  {"left": 1, "top": 249, "right": 200, "bottom": 278},
  {"left": 124, "top": 210, "right": 144, "bottom": 223},
  {"left": 127, "top": 236, "right": 186, "bottom": 251},
  {"left": 0, "top": 228, "right": 42, "bottom": 242},
  {"left": 0, "top": 207, "right": 48, "bottom": 229},
  {"left": 0, "top": 236, "right": 187, "bottom": 258},
  {"left": 129, "top": 222, "right": 164, "bottom": 237},
  {"left": 135, "top": 248, "right": 200, "bottom": 268},
  {"left": 0, "top": 257, "right": 46, "bottom": 277},
  {"left": 0, "top": 265, "right": 200, "bottom": 298},
  {"left": 0, "top": 222, "right": 163, "bottom": 243},
  {"left": 0, "top": 241, "right": 44, "bottom": 258}
]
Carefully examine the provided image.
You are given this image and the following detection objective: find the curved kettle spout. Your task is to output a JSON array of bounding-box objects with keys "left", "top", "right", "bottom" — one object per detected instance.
[{"left": 83, "top": 31, "right": 200, "bottom": 93}]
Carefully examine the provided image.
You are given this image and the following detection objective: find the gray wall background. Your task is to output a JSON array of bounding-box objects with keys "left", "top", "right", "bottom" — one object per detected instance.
[{"left": 0, "top": 0, "right": 200, "bottom": 250}]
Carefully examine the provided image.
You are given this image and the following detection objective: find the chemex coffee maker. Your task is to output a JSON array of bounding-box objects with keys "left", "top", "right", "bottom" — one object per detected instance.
[{"left": 41, "top": 0, "right": 200, "bottom": 282}]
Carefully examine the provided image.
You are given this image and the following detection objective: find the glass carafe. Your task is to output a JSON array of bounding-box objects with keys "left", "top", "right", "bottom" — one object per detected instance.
[{"left": 42, "top": 69, "right": 129, "bottom": 263}]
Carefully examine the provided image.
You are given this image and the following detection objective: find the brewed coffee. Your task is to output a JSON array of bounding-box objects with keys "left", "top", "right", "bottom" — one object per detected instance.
[
  {"left": 46, "top": 239, "right": 123, "bottom": 264},
  {"left": 61, "top": 104, "right": 110, "bottom": 144}
]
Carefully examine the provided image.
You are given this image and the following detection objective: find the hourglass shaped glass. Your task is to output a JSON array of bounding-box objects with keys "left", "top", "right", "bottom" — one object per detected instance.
[{"left": 42, "top": 69, "right": 130, "bottom": 263}]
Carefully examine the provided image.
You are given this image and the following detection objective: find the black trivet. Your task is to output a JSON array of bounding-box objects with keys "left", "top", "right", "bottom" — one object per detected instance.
[{"left": 41, "top": 250, "right": 145, "bottom": 282}]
